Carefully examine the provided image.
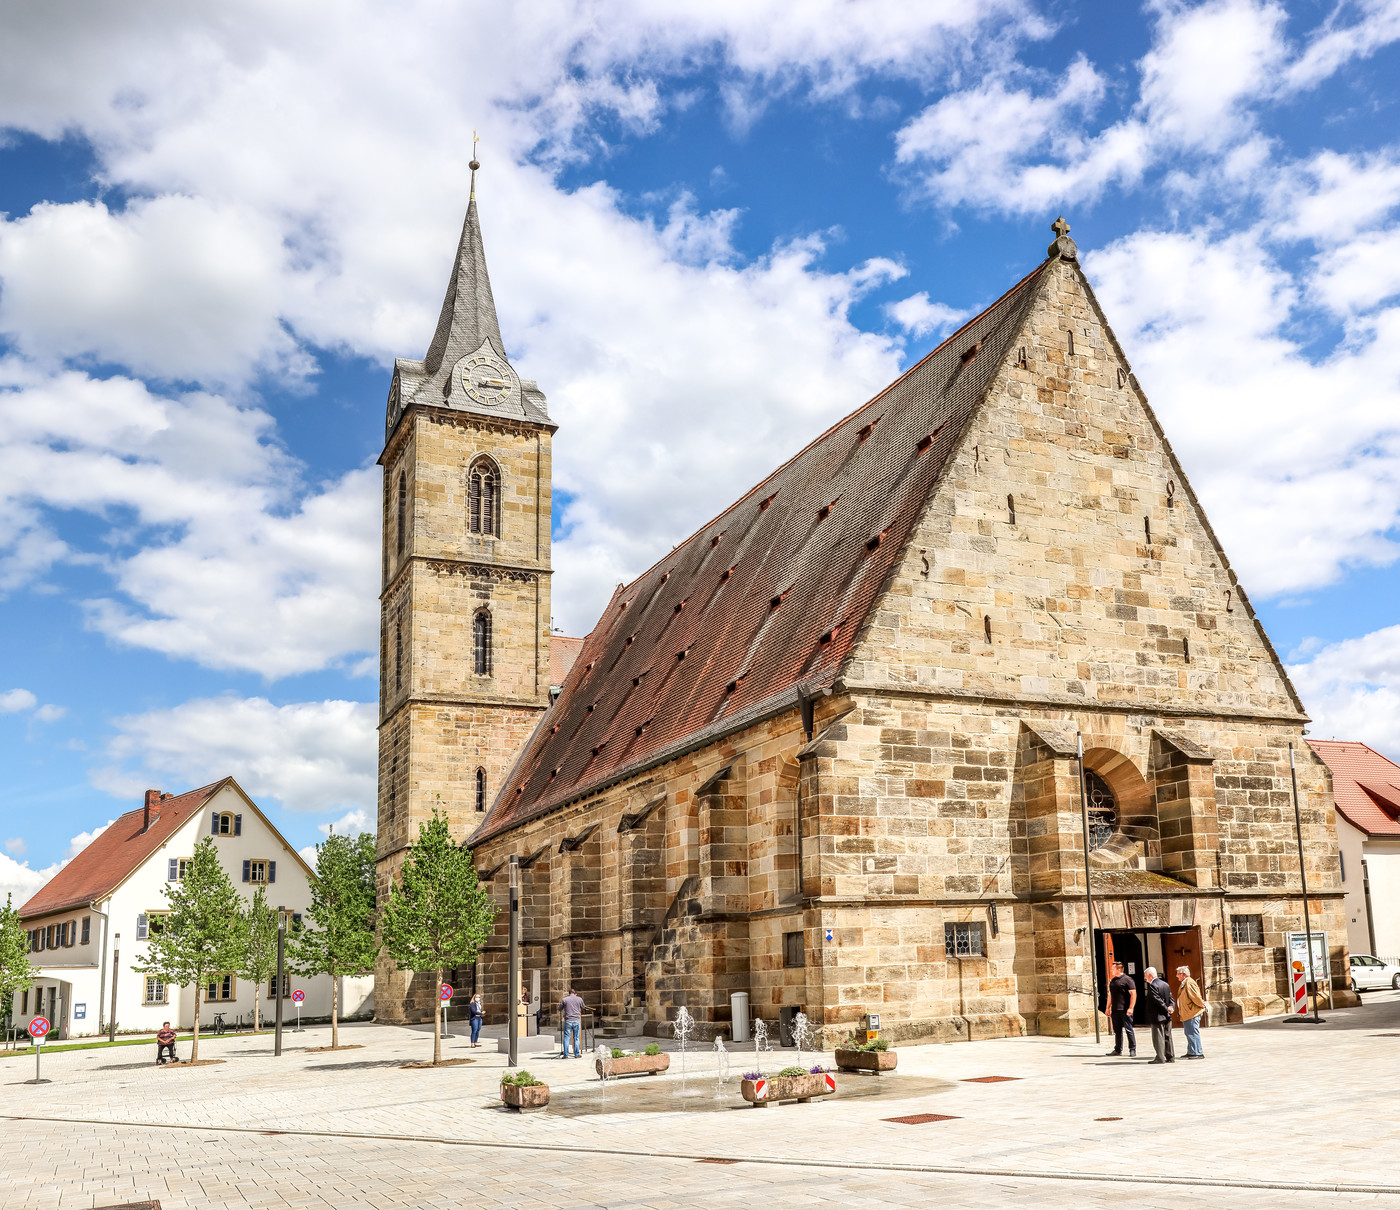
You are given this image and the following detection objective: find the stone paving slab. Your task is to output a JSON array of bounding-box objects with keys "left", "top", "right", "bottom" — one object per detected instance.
[{"left": 4, "top": 993, "right": 1399, "bottom": 1207}]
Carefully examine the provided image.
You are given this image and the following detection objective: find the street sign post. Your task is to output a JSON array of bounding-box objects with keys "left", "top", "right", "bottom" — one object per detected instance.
[
  {"left": 292, "top": 988, "right": 304, "bottom": 1032},
  {"left": 28, "top": 1016, "right": 51, "bottom": 1084},
  {"left": 441, "top": 984, "right": 453, "bottom": 1039}
]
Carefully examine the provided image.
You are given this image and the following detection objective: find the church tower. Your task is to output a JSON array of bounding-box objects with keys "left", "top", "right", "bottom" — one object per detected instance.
[{"left": 375, "top": 163, "right": 555, "bottom": 1021}]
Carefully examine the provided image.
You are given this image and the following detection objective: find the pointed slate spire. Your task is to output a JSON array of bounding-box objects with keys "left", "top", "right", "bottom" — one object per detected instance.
[{"left": 422, "top": 156, "right": 506, "bottom": 376}]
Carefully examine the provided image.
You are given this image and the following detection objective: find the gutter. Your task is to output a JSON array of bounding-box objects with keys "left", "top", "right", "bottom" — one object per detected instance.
[{"left": 91, "top": 901, "right": 110, "bottom": 1033}]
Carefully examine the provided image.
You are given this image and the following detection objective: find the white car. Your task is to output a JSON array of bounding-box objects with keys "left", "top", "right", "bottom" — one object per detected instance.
[{"left": 1349, "top": 953, "right": 1400, "bottom": 991}]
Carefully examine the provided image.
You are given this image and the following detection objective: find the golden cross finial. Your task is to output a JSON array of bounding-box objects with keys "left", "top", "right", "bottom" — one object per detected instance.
[{"left": 469, "top": 130, "right": 480, "bottom": 198}]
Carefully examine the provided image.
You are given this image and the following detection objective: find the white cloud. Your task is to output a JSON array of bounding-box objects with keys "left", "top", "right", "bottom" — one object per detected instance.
[
  {"left": 34, "top": 704, "right": 66, "bottom": 723},
  {"left": 318, "top": 808, "right": 372, "bottom": 839},
  {"left": 65, "top": 821, "right": 112, "bottom": 860},
  {"left": 4, "top": 838, "right": 26, "bottom": 857},
  {"left": 95, "top": 695, "right": 378, "bottom": 814},
  {"left": 1290, "top": 624, "right": 1400, "bottom": 756},
  {"left": 1086, "top": 225, "right": 1400, "bottom": 596},
  {"left": 0, "top": 820, "right": 114, "bottom": 909},
  {"left": 0, "top": 688, "right": 37, "bottom": 712},
  {"left": 885, "top": 292, "right": 969, "bottom": 339}
]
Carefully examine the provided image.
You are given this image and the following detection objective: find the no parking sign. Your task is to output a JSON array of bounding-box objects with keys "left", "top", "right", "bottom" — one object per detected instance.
[{"left": 28, "top": 1016, "right": 50, "bottom": 1042}]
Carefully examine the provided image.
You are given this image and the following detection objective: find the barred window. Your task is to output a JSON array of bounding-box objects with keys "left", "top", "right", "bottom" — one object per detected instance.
[
  {"left": 944, "top": 921, "right": 985, "bottom": 958},
  {"left": 1230, "top": 914, "right": 1263, "bottom": 946},
  {"left": 1085, "top": 770, "right": 1118, "bottom": 849},
  {"left": 473, "top": 610, "right": 492, "bottom": 676},
  {"left": 469, "top": 460, "right": 499, "bottom": 536},
  {"left": 475, "top": 767, "right": 487, "bottom": 813}
]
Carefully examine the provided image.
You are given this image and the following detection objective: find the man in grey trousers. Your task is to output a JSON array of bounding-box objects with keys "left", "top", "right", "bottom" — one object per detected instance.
[{"left": 1144, "top": 966, "right": 1176, "bottom": 1064}]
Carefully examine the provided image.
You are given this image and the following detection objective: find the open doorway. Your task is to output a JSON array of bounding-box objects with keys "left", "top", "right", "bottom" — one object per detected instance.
[{"left": 1096, "top": 926, "right": 1204, "bottom": 1025}]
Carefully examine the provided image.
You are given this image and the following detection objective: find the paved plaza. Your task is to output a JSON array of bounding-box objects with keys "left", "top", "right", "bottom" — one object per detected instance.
[{"left": 4, "top": 994, "right": 1400, "bottom": 1208}]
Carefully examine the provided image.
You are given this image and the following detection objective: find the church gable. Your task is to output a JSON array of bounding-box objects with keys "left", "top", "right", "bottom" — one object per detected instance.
[{"left": 846, "top": 254, "right": 1303, "bottom": 720}]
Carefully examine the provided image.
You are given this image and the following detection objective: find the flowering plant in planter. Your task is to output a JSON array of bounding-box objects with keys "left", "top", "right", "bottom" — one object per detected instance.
[
  {"left": 500, "top": 1069, "right": 550, "bottom": 1112},
  {"left": 740, "top": 1066, "right": 836, "bottom": 1106},
  {"left": 834, "top": 1035, "right": 896, "bottom": 1073},
  {"left": 596, "top": 1045, "right": 670, "bottom": 1078}
]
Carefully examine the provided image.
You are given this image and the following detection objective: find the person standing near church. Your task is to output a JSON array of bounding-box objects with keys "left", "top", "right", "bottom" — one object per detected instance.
[
  {"left": 1175, "top": 965, "right": 1207, "bottom": 1059},
  {"left": 1105, "top": 961, "right": 1137, "bottom": 1057},
  {"left": 468, "top": 992, "right": 484, "bottom": 1047},
  {"left": 560, "top": 986, "right": 586, "bottom": 1058},
  {"left": 1144, "top": 967, "right": 1176, "bottom": 1063}
]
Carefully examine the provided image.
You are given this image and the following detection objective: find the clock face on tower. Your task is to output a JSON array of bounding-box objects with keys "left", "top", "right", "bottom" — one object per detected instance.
[{"left": 460, "top": 352, "right": 513, "bottom": 407}]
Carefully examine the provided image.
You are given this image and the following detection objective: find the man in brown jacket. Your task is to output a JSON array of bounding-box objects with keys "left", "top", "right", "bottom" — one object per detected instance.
[{"left": 1176, "top": 966, "right": 1207, "bottom": 1059}]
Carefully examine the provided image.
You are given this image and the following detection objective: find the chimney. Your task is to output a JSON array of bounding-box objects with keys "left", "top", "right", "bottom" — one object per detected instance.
[{"left": 143, "top": 789, "right": 162, "bottom": 833}]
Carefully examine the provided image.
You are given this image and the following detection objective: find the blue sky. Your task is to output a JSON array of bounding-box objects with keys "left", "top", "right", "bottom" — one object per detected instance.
[{"left": 3, "top": 0, "right": 1400, "bottom": 900}]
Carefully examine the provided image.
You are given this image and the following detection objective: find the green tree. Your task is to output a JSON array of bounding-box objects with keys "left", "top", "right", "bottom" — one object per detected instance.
[
  {"left": 134, "top": 837, "right": 242, "bottom": 1061},
  {"left": 380, "top": 812, "right": 495, "bottom": 1065},
  {"left": 290, "top": 829, "right": 378, "bottom": 1049},
  {"left": 0, "top": 895, "right": 37, "bottom": 1028},
  {"left": 236, "top": 887, "right": 280, "bottom": 1033}
]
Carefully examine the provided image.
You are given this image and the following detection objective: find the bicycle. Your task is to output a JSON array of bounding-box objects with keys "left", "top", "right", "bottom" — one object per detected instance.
[{"left": 212, "top": 1013, "right": 227, "bottom": 1036}]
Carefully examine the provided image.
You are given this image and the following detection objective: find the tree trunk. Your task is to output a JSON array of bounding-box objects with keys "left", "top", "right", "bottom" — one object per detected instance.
[
  {"left": 253, "top": 985, "right": 261, "bottom": 1034},
  {"left": 432, "top": 965, "right": 442, "bottom": 1065},
  {"left": 331, "top": 971, "right": 340, "bottom": 1049},
  {"left": 191, "top": 983, "right": 202, "bottom": 1062}
]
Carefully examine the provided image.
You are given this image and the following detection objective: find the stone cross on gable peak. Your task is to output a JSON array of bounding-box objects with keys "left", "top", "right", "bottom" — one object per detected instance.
[{"left": 1048, "top": 215, "right": 1078, "bottom": 261}]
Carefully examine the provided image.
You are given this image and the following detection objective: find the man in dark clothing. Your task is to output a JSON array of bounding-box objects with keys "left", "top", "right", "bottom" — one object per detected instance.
[
  {"left": 156, "top": 1022, "right": 178, "bottom": 1065},
  {"left": 1105, "top": 961, "right": 1137, "bottom": 1057},
  {"left": 559, "top": 987, "right": 586, "bottom": 1058},
  {"left": 1144, "top": 967, "right": 1176, "bottom": 1063}
]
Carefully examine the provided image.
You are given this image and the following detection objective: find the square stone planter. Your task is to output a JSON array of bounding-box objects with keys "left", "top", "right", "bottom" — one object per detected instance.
[
  {"left": 500, "top": 1083, "right": 550, "bottom": 1112},
  {"left": 596, "top": 1053, "right": 670, "bottom": 1078},
  {"left": 740, "top": 1072, "right": 835, "bottom": 1106},
  {"left": 834, "top": 1048, "right": 897, "bottom": 1074}
]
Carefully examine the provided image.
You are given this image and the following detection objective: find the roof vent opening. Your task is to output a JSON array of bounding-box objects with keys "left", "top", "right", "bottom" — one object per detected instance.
[
  {"left": 857, "top": 415, "right": 882, "bottom": 442},
  {"left": 720, "top": 564, "right": 737, "bottom": 582},
  {"left": 961, "top": 341, "right": 982, "bottom": 364},
  {"left": 769, "top": 587, "right": 791, "bottom": 611},
  {"left": 819, "top": 624, "right": 841, "bottom": 645},
  {"left": 916, "top": 422, "right": 947, "bottom": 452},
  {"left": 625, "top": 634, "right": 635, "bottom": 646},
  {"left": 591, "top": 742, "right": 607, "bottom": 757},
  {"left": 817, "top": 495, "right": 840, "bottom": 521},
  {"left": 709, "top": 533, "right": 724, "bottom": 547},
  {"left": 866, "top": 527, "right": 892, "bottom": 552},
  {"left": 759, "top": 491, "right": 779, "bottom": 512},
  {"left": 674, "top": 599, "right": 687, "bottom": 613}
]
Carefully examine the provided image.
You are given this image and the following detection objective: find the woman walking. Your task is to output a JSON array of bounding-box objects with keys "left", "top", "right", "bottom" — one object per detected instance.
[{"left": 468, "top": 992, "right": 484, "bottom": 1047}]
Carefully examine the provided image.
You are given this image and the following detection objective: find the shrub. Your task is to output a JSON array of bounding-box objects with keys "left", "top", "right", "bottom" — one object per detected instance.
[
  {"left": 865, "top": 1038, "right": 890, "bottom": 1052},
  {"left": 501, "top": 1070, "right": 544, "bottom": 1088},
  {"left": 776, "top": 1065, "right": 809, "bottom": 1078},
  {"left": 611, "top": 1047, "right": 625, "bottom": 1059},
  {"left": 644, "top": 1043, "right": 661, "bottom": 1056}
]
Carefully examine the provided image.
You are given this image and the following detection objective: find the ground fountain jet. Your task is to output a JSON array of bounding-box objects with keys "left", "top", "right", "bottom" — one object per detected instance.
[
  {"left": 594, "top": 1042, "right": 612, "bottom": 1102},
  {"left": 674, "top": 1006, "right": 695, "bottom": 1096},
  {"left": 790, "top": 1010, "right": 813, "bottom": 1070},
  {"left": 713, "top": 1035, "right": 730, "bottom": 1098},
  {"left": 752, "top": 1017, "right": 768, "bottom": 1077}
]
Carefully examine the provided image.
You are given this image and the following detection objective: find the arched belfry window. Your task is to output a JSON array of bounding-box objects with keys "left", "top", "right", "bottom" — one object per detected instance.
[
  {"left": 469, "top": 459, "right": 499, "bottom": 537},
  {"left": 396, "top": 473, "right": 408, "bottom": 555},
  {"left": 473, "top": 610, "right": 493, "bottom": 676},
  {"left": 475, "top": 767, "right": 487, "bottom": 813},
  {"left": 394, "top": 620, "right": 403, "bottom": 693},
  {"left": 1085, "top": 771, "right": 1118, "bottom": 849}
]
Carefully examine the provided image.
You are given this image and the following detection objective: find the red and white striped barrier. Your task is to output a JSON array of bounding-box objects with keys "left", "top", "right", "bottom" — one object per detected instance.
[
  {"left": 753, "top": 1077, "right": 768, "bottom": 1100},
  {"left": 1291, "top": 960, "right": 1307, "bottom": 1015},
  {"left": 823, "top": 1072, "right": 836, "bottom": 1093}
]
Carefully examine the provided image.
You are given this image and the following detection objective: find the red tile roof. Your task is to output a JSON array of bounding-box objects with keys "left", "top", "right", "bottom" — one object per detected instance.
[
  {"left": 1307, "top": 740, "right": 1400, "bottom": 837},
  {"left": 19, "top": 780, "right": 229, "bottom": 919},
  {"left": 550, "top": 636, "right": 584, "bottom": 689},
  {"left": 471, "top": 260, "right": 1048, "bottom": 844}
]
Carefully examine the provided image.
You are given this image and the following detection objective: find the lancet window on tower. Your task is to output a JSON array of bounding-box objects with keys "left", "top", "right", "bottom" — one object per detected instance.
[
  {"left": 394, "top": 619, "right": 403, "bottom": 693},
  {"left": 396, "top": 473, "right": 408, "bottom": 556},
  {"left": 475, "top": 767, "right": 487, "bottom": 812},
  {"left": 473, "top": 610, "right": 493, "bottom": 676},
  {"left": 469, "top": 459, "right": 499, "bottom": 536}
]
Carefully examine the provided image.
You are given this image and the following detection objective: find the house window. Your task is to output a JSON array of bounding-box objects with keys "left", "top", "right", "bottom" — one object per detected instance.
[
  {"left": 396, "top": 472, "right": 408, "bottom": 555},
  {"left": 167, "top": 858, "right": 193, "bottom": 881},
  {"left": 144, "top": 977, "right": 168, "bottom": 1005},
  {"left": 1230, "top": 914, "right": 1263, "bottom": 946},
  {"left": 82, "top": 916, "right": 91, "bottom": 944},
  {"left": 1084, "top": 771, "right": 1117, "bottom": 849},
  {"left": 945, "top": 921, "right": 985, "bottom": 958},
  {"left": 20, "top": 988, "right": 27, "bottom": 1014},
  {"left": 473, "top": 610, "right": 492, "bottom": 676},
  {"left": 269, "top": 972, "right": 290, "bottom": 999},
  {"left": 475, "top": 767, "right": 487, "bottom": 812},
  {"left": 469, "top": 460, "right": 499, "bottom": 536},
  {"left": 138, "top": 912, "right": 168, "bottom": 940},
  {"left": 242, "top": 859, "right": 276, "bottom": 885},
  {"left": 207, "top": 973, "right": 235, "bottom": 1002},
  {"left": 212, "top": 811, "right": 242, "bottom": 836},
  {"left": 783, "top": 931, "right": 805, "bottom": 968},
  {"left": 28, "top": 929, "right": 38, "bottom": 953}
]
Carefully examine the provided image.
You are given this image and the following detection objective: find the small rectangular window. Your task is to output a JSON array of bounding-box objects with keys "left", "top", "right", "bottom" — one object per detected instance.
[
  {"left": 1230, "top": 914, "right": 1263, "bottom": 946},
  {"left": 247, "top": 859, "right": 268, "bottom": 884},
  {"left": 144, "top": 977, "right": 167, "bottom": 1005},
  {"left": 1339, "top": 850, "right": 1346, "bottom": 882},
  {"left": 269, "top": 972, "right": 290, "bottom": 999},
  {"left": 944, "top": 921, "right": 985, "bottom": 958},
  {"left": 783, "top": 931, "right": 805, "bottom": 968},
  {"left": 81, "top": 916, "right": 91, "bottom": 944},
  {"left": 207, "top": 973, "right": 235, "bottom": 1002}
]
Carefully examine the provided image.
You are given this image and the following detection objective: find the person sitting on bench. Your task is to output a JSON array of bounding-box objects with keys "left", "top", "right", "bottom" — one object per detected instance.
[{"left": 156, "top": 1022, "right": 178, "bottom": 1065}]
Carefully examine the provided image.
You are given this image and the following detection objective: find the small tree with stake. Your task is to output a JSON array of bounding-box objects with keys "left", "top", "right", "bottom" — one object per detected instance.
[
  {"left": 0, "top": 894, "right": 37, "bottom": 1028},
  {"left": 290, "top": 829, "right": 378, "bottom": 1049},
  {"left": 135, "top": 837, "right": 241, "bottom": 1062},
  {"left": 380, "top": 812, "right": 495, "bottom": 1065},
  {"left": 237, "top": 887, "right": 280, "bottom": 1033}
]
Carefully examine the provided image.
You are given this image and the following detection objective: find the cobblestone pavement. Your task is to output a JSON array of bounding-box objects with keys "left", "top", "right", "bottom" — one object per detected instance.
[{"left": 4, "top": 993, "right": 1399, "bottom": 1208}]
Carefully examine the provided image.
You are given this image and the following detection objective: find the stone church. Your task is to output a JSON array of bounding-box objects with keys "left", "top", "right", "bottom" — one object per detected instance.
[{"left": 375, "top": 177, "right": 1354, "bottom": 1042}]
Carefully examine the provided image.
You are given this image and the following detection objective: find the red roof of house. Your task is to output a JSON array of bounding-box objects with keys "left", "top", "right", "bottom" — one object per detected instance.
[
  {"left": 550, "top": 636, "right": 584, "bottom": 688},
  {"left": 19, "top": 780, "right": 229, "bottom": 919},
  {"left": 1307, "top": 740, "right": 1400, "bottom": 837},
  {"left": 471, "top": 259, "right": 1048, "bottom": 844}
]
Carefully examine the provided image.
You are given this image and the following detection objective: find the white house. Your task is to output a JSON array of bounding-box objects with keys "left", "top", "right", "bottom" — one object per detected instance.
[
  {"left": 12, "top": 778, "right": 373, "bottom": 1039},
  {"left": 1308, "top": 740, "right": 1400, "bottom": 963}
]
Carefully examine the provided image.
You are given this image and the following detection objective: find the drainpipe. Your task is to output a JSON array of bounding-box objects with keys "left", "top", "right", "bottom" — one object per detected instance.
[{"left": 91, "top": 902, "right": 110, "bottom": 1035}]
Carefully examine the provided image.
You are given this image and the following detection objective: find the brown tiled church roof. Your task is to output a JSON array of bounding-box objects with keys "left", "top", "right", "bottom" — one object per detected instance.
[
  {"left": 471, "top": 259, "right": 1049, "bottom": 844},
  {"left": 19, "top": 780, "right": 228, "bottom": 918}
]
